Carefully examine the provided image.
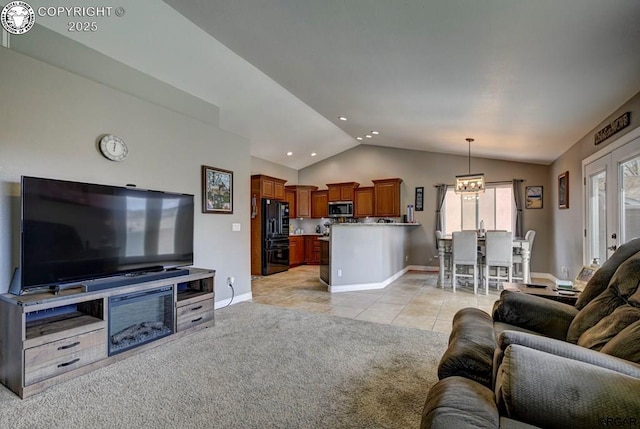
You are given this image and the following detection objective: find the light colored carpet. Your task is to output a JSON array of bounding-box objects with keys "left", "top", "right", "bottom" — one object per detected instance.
[{"left": 0, "top": 302, "right": 448, "bottom": 428}]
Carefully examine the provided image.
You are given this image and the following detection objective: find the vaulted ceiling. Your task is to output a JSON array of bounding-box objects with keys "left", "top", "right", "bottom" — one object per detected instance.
[{"left": 26, "top": 0, "right": 640, "bottom": 169}]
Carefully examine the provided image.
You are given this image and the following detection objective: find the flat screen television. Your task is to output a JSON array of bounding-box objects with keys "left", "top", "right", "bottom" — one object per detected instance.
[{"left": 20, "top": 176, "right": 194, "bottom": 291}]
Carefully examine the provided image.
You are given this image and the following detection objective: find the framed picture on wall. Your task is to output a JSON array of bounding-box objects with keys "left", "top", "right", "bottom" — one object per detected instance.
[
  {"left": 201, "top": 165, "right": 233, "bottom": 214},
  {"left": 558, "top": 171, "right": 569, "bottom": 209},
  {"left": 525, "top": 186, "right": 543, "bottom": 209},
  {"left": 415, "top": 187, "right": 424, "bottom": 211}
]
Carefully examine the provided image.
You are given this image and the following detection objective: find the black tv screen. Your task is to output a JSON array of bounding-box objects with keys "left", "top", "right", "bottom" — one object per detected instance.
[{"left": 20, "top": 176, "right": 194, "bottom": 290}]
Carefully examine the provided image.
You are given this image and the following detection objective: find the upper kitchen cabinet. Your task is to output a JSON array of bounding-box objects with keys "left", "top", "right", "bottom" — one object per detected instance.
[
  {"left": 252, "top": 174, "right": 287, "bottom": 200},
  {"left": 285, "top": 185, "right": 318, "bottom": 218},
  {"left": 354, "top": 186, "right": 375, "bottom": 218},
  {"left": 326, "top": 182, "right": 360, "bottom": 202},
  {"left": 372, "top": 178, "right": 402, "bottom": 217},
  {"left": 285, "top": 188, "right": 296, "bottom": 218},
  {"left": 311, "top": 190, "right": 329, "bottom": 218}
]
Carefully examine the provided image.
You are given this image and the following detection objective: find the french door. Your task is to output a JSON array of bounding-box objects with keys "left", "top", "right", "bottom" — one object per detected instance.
[{"left": 585, "top": 134, "right": 640, "bottom": 264}]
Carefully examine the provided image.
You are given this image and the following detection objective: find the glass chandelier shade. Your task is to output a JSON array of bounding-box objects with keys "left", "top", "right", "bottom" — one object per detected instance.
[{"left": 455, "top": 138, "right": 485, "bottom": 195}]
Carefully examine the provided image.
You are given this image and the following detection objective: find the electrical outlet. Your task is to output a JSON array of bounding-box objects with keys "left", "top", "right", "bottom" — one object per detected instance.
[
  {"left": 337, "top": 269, "right": 342, "bottom": 277},
  {"left": 227, "top": 276, "right": 234, "bottom": 286},
  {"left": 405, "top": 255, "right": 409, "bottom": 262}
]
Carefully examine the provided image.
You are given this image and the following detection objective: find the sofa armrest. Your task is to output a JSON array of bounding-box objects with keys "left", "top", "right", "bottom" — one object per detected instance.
[
  {"left": 495, "top": 344, "right": 640, "bottom": 429},
  {"left": 492, "top": 290, "right": 578, "bottom": 340},
  {"left": 421, "top": 376, "right": 499, "bottom": 429},
  {"left": 495, "top": 330, "right": 640, "bottom": 379}
]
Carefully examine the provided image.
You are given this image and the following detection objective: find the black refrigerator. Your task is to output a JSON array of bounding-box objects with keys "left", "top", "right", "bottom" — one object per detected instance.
[{"left": 261, "top": 199, "right": 290, "bottom": 275}]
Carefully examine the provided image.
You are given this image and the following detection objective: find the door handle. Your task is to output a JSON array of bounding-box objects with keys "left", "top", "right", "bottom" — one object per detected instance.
[{"left": 608, "top": 245, "right": 617, "bottom": 251}]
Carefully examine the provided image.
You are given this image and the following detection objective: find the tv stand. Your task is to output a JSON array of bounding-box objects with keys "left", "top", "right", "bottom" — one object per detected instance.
[{"left": 0, "top": 267, "right": 215, "bottom": 399}]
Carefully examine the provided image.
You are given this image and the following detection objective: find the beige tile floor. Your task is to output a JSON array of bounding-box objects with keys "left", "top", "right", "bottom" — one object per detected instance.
[{"left": 251, "top": 266, "right": 534, "bottom": 335}]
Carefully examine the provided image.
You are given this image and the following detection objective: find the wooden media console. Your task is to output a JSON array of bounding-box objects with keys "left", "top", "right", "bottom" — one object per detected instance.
[{"left": 0, "top": 268, "right": 215, "bottom": 398}]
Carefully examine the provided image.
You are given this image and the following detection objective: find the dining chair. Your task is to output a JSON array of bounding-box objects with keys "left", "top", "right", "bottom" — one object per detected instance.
[
  {"left": 436, "top": 230, "right": 452, "bottom": 281},
  {"left": 483, "top": 231, "right": 513, "bottom": 294},
  {"left": 513, "top": 230, "right": 536, "bottom": 281},
  {"left": 452, "top": 231, "right": 479, "bottom": 293}
]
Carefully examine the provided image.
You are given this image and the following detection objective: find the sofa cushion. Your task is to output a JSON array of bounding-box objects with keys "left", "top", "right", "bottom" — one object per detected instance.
[
  {"left": 577, "top": 305, "right": 640, "bottom": 351},
  {"left": 600, "top": 319, "right": 640, "bottom": 363},
  {"left": 575, "top": 242, "right": 640, "bottom": 309},
  {"left": 437, "top": 308, "right": 495, "bottom": 387},
  {"left": 421, "top": 376, "right": 499, "bottom": 429},
  {"left": 567, "top": 253, "right": 640, "bottom": 343},
  {"left": 495, "top": 344, "right": 640, "bottom": 429}
]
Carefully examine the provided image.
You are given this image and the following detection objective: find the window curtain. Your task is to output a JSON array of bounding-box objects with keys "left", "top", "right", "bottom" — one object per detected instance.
[
  {"left": 513, "top": 179, "right": 524, "bottom": 238},
  {"left": 435, "top": 184, "right": 447, "bottom": 235}
]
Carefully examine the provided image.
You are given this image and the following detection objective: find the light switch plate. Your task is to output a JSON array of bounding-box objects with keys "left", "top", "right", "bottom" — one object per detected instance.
[{"left": 232, "top": 223, "right": 241, "bottom": 232}]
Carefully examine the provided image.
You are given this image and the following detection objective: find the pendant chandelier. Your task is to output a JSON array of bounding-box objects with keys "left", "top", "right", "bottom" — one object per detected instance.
[{"left": 455, "top": 138, "right": 485, "bottom": 194}]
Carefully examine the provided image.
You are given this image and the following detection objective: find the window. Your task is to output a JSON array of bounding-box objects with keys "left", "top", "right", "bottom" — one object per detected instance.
[{"left": 442, "top": 184, "right": 515, "bottom": 235}]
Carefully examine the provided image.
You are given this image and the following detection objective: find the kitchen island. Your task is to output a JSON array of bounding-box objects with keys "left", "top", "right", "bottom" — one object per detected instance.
[{"left": 319, "top": 223, "right": 419, "bottom": 293}]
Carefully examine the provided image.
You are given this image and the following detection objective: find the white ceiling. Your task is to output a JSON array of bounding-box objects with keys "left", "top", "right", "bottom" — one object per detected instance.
[{"left": 26, "top": 0, "right": 640, "bottom": 169}]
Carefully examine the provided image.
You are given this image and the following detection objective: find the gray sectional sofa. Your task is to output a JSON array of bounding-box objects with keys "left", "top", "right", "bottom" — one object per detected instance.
[{"left": 422, "top": 238, "right": 640, "bottom": 429}]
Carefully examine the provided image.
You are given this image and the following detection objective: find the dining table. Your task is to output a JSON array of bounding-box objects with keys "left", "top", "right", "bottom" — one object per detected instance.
[{"left": 437, "top": 235, "right": 532, "bottom": 287}]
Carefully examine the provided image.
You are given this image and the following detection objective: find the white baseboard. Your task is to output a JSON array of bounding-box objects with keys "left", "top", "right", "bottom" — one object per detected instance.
[
  {"left": 329, "top": 266, "right": 410, "bottom": 293},
  {"left": 215, "top": 292, "right": 252, "bottom": 309},
  {"left": 407, "top": 265, "right": 439, "bottom": 272}
]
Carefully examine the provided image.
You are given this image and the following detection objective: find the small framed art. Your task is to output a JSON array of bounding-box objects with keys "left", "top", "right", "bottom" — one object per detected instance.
[
  {"left": 202, "top": 165, "right": 233, "bottom": 214},
  {"left": 525, "top": 186, "right": 543, "bottom": 209},
  {"left": 558, "top": 171, "right": 569, "bottom": 209}
]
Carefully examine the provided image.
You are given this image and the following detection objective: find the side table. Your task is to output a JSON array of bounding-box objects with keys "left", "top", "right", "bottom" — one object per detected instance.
[{"left": 502, "top": 282, "right": 580, "bottom": 305}]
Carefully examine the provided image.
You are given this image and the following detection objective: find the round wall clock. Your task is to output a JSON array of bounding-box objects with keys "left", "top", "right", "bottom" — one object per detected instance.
[{"left": 99, "top": 134, "right": 128, "bottom": 161}]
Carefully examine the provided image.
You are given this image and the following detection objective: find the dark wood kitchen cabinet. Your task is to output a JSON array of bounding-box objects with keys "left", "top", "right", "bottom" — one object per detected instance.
[
  {"left": 311, "top": 190, "right": 328, "bottom": 218},
  {"left": 327, "top": 182, "right": 360, "bottom": 202},
  {"left": 289, "top": 236, "right": 305, "bottom": 267},
  {"left": 304, "top": 236, "right": 321, "bottom": 265},
  {"left": 285, "top": 185, "right": 318, "bottom": 219},
  {"left": 354, "top": 186, "right": 375, "bottom": 218},
  {"left": 372, "top": 178, "right": 402, "bottom": 217}
]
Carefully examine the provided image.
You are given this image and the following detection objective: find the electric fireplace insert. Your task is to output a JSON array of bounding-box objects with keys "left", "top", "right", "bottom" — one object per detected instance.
[{"left": 108, "top": 286, "right": 174, "bottom": 356}]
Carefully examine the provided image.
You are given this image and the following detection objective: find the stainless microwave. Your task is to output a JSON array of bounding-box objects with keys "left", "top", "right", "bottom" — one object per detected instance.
[{"left": 328, "top": 201, "right": 354, "bottom": 218}]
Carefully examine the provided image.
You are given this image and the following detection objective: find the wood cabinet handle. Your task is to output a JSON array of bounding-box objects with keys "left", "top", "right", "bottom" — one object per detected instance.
[
  {"left": 57, "top": 358, "right": 80, "bottom": 368},
  {"left": 191, "top": 317, "right": 203, "bottom": 323},
  {"left": 58, "top": 341, "right": 80, "bottom": 350},
  {"left": 191, "top": 305, "right": 203, "bottom": 311}
]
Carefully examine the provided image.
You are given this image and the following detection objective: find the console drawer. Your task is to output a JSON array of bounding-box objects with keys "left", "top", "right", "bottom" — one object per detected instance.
[
  {"left": 176, "top": 299, "right": 214, "bottom": 331},
  {"left": 24, "top": 329, "right": 107, "bottom": 385}
]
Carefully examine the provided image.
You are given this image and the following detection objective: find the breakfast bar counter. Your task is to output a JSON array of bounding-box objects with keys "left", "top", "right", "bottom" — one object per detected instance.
[{"left": 319, "top": 223, "right": 419, "bottom": 293}]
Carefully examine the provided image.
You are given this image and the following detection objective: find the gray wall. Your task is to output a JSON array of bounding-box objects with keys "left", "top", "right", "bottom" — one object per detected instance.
[
  {"left": 250, "top": 156, "right": 298, "bottom": 185},
  {"left": 551, "top": 92, "right": 640, "bottom": 279},
  {"left": 299, "top": 145, "right": 551, "bottom": 273},
  {"left": 0, "top": 47, "right": 251, "bottom": 301}
]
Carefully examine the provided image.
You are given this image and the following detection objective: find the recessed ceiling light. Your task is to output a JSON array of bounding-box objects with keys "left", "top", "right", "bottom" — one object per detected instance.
[
  {"left": 371, "top": 131, "right": 379, "bottom": 135},
  {"left": 339, "top": 116, "right": 347, "bottom": 121},
  {"left": 286, "top": 151, "right": 293, "bottom": 156},
  {"left": 356, "top": 137, "right": 363, "bottom": 141},
  {"left": 311, "top": 152, "right": 317, "bottom": 157},
  {"left": 365, "top": 134, "right": 372, "bottom": 139}
]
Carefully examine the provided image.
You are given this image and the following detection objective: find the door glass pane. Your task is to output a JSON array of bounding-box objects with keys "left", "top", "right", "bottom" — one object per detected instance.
[
  {"left": 588, "top": 170, "right": 606, "bottom": 264},
  {"left": 620, "top": 155, "right": 640, "bottom": 243}
]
